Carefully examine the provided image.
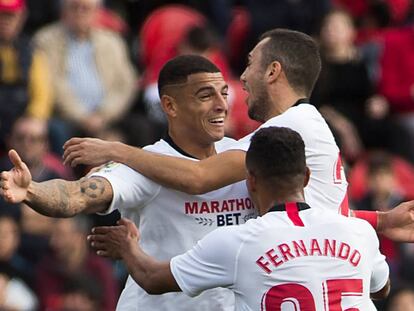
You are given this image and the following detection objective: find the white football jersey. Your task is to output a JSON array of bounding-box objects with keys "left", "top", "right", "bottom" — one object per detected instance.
[
  {"left": 229, "top": 102, "right": 349, "bottom": 215},
  {"left": 92, "top": 136, "right": 255, "bottom": 311},
  {"left": 171, "top": 203, "right": 389, "bottom": 311}
]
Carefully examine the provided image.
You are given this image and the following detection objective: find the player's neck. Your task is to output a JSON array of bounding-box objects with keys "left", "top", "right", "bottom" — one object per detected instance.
[
  {"left": 167, "top": 131, "right": 216, "bottom": 160},
  {"left": 266, "top": 91, "right": 307, "bottom": 120}
]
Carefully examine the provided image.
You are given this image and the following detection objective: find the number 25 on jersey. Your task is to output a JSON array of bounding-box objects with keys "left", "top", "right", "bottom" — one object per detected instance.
[{"left": 262, "top": 279, "right": 363, "bottom": 311}]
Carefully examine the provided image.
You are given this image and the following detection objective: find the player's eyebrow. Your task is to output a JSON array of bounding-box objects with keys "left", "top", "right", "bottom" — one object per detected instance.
[
  {"left": 195, "top": 84, "right": 229, "bottom": 95},
  {"left": 195, "top": 86, "right": 215, "bottom": 95}
]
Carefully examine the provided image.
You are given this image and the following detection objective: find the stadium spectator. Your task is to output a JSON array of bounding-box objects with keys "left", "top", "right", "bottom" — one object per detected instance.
[
  {"left": 377, "top": 24, "right": 414, "bottom": 163},
  {"left": 0, "top": 211, "right": 36, "bottom": 288},
  {"left": 0, "top": 262, "right": 37, "bottom": 311},
  {"left": 354, "top": 151, "right": 405, "bottom": 212},
  {"left": 34, "top": 216, "right": 118, "bottom": 311},
  {"left": 0, "top": 116, "right": 72, "bottom": 285},
  {"left": 0, "top": 0, "right": 53, "bottom": 151},
  {"left": 58, "top": 274, "right": 102, "bottom": 311},
  {"left": 385, "top": 285, "right": 414, "bottom": 311},
  {"left": 0, "top": 116, "right": 72, "bottom": 181},
  {"left": 33, "top": 0, "right": 136, "bottom": 142},
  {"left": 233, "top": 0, "right": 331, "bottom": 74},
  {"left": 312, "top": 9, "right": 407, "bottom": 162},
  {"left": 312, "top": 9, "right": 367, "bottom": 161},
  {"left": 354, "top": 152, "right": 406, "bottom": 278},
  {"left": 139, "top": 5, "right": 206, "bottom": 125}
]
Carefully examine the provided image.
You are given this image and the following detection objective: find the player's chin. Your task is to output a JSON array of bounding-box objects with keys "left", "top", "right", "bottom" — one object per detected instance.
[{"left": 207, "top": 128, "right": 225, "bottom": 142}]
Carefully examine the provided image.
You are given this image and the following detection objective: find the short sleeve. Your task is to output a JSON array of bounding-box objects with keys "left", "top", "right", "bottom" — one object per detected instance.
[
  {"left": 90, "top": 162, "right": 160, "bottom": 215},
  {"left": 366, "top": 226, "right": 389, "bottom": 293},
  {"left": 170, "top": 227, "right": 239, "bottom": 297}
]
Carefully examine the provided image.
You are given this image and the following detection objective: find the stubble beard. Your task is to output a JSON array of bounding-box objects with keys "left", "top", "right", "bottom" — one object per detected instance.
[{"left": 247, "top": 89, "right": 271, "bottom": 123}]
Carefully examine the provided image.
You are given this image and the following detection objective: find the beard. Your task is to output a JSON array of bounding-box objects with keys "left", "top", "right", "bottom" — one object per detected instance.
[{"left": 247, "top": 87, "right": 271, "bottom": 123}]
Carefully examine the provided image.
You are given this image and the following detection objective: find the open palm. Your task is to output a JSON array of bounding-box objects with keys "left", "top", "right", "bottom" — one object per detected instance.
[{"left": 0, "top": 150, "right": 32, "bottom": 203}]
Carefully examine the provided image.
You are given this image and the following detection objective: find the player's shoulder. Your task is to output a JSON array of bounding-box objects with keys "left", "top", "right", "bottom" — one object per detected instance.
[
  {"left": 260, "top": 104, "right": 320, "bottom": 131},
  {"left": 331, "top": 211, "right": 378, "bottom": 236},
  {"left": 206, "top": 217, "right": 265, "bottom": 245},
  {"left": 143, "top": 139, "right": 177, "bottom": 155},
  {"left": 214, "top": 136, "right": 238, "bottom": 153}
]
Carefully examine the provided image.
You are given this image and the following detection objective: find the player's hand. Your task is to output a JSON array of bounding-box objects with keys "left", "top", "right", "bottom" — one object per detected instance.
[
  {"left": 0, "top": 150, "right": 32, "bottom": 204},
  {"left": 62, "top": 137, "right": 117, "bottom": 167},
  {"left": 87, "top": 218, "right": 140, "bottom": 259},
  {"left": 378, "top": 200, "right": 414, "bottom": 242}
]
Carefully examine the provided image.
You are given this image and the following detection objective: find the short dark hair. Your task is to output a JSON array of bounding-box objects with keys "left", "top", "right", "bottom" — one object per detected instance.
[
  {"left": 184, "top": 26, "right": 217, "bottom": 52},
  {"left": 158, "top": 55, "right": 220, "bottom": 97},
  {"left": 367, "top": 151, "right": 393, "bottom": 176},
  {"left": 259, "top": 29, "right": 321, "bottom": 97},
  {"left": 246, "top": 127, "right": 306, "bottom": 183}
]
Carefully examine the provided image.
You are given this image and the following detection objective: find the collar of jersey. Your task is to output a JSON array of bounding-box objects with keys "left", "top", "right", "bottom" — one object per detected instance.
[
  {"left": 293, "top": 98, "right": 309, "bottom": 107},
  {"left": 269, "top": 202, "right": 310, "bottom": 212},
  {"left": 163, "top": 133, "right": 198, "bottom": 160}
]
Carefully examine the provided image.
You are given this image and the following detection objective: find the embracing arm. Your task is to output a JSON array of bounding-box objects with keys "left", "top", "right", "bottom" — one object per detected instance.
[
  {"left": 63, "top": 138, "right": 247, "bottom": 194},
  {"left": 122, "top": 242, "right": 179, "bottom": 295},
  {"left": 351, "top": 201, "right": 414, "bottom": 242},
  {"left": 118, "top": 146, "right": 247, "bottom": 194},
  {"left": 89, "top": 218, "right": 180, "bottom": 294}
]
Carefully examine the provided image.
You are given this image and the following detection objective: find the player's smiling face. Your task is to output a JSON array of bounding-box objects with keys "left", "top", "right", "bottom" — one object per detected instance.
[
  {"left": 175, "top": 72, "right": 228, "bottom": 144},
  {"left": 241, "top": 38, "right": 272, "bottom": 122}
]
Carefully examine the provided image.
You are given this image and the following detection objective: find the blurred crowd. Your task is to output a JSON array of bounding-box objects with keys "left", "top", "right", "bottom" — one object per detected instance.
[{"left": 2, "top": 0, "right": 414, "bottom": 310}]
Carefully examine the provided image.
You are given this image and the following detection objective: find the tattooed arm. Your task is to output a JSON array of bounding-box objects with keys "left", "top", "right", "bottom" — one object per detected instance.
[
  {"left": 25, "top": 177, "right": 112, "bottom": 217},
  {"left": 0, "top": 150, "right": 112, "bottom": 217}
]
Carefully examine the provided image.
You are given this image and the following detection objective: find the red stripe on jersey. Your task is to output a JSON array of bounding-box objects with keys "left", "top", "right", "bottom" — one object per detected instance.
[
  {"left": 339, "top": 192, "right": 350, "bottom": 216},
  {"left": 334, "top": 153, "right": 343, "bottom": 184},
  {"left": 286, "top": 202, "right": 305, "bottom": 227}
]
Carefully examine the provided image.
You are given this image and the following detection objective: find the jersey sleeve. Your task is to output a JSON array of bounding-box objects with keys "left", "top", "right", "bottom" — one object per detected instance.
[
  {"left": 365, "top": 225, "right": 389, "bottom": 293},
  {"left": 90, "top": 162, "right": 161, "bottom": 215},
  {"left": 170, "top": 226, "right": 239, "bottom": 297}
]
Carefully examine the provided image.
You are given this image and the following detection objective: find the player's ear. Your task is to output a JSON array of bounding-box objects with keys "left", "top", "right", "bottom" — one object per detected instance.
[
  {"left": 266, "top": 61, "right": 282, "bottom": 84},
  {"left": 246, "top": 170, "right": 257, "bottom": 193},
  {"left": 160, "top": 95, "right": 178, "bottom": 118},
  {"left": 303, "top": 167, "right": 311, "bottom": 187}
]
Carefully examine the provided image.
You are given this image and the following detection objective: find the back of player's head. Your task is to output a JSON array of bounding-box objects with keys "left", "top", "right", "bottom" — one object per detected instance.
[
  {"left": 246, "top": 127, "right": 306, "bottom": 187},
  {"left": 158, "top": 55, "right": 220, "bottom": 97},
  {"left": 259, "top": 28, "right": 321, "bottom": 97}
]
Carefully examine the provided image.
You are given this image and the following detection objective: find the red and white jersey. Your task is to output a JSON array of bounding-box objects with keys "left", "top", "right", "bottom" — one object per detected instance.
[
  {"left": 92, "top": 137, "right": 255, "bottom": 311},
  {"left": 171, "top": 203, "right": 389, "bottom": 311},
  {"left": 229, "top": 103, "right": 349, "bottom": 215}
]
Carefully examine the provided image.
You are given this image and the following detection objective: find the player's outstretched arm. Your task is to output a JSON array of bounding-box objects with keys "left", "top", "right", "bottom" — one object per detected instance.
[
  {"left": 377, "top": 200, "right": 414, "bottom": 242},
  {"left": 0, "top": 150, "right": 113, "bottom": 217},
  {"left": 89, "top": 218, "right": 180, "bottom": 295},
  {"left": 63, "top": 137, "right": 247, "bottom": 194}
]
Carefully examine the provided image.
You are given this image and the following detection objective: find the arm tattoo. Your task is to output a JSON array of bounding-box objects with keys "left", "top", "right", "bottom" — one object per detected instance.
[
  {"left": 79, "top": 178, "right": 107, "bottom": 203},
  {"left": 24, "top": 177, "right": 112, "bottom": 218}
]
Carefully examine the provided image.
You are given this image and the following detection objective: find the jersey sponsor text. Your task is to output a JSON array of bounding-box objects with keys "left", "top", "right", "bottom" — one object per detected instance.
[{"left": 184, "top": 198, "right": 254, "bottom": 214}]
